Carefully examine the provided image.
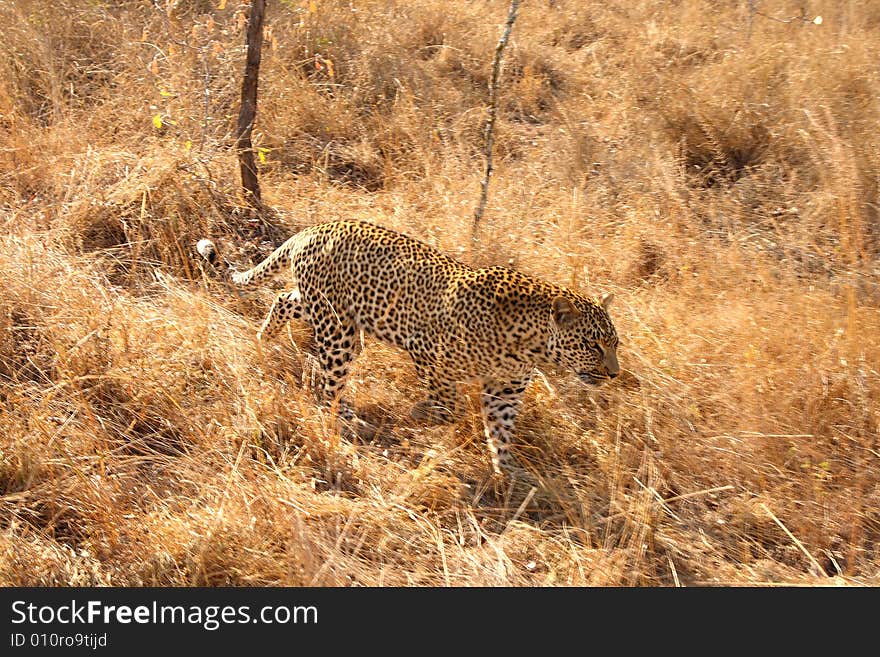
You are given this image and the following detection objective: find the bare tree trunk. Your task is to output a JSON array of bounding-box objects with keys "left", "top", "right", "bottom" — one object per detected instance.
[
  {"left": 471, "top": 0, "right": 520, "bottom": 246},
  {"left": 236, "top": 0, "right": 266, "bottom": 211}
]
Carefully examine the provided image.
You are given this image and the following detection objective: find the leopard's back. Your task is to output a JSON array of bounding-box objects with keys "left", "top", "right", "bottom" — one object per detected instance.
[{"left": 289, "top": 221, "right": 466, "bottom": 348}]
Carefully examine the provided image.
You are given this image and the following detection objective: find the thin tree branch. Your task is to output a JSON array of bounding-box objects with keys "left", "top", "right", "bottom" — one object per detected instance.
[{"left": 472, "top": 0, "right": 520, "bottom": 248}]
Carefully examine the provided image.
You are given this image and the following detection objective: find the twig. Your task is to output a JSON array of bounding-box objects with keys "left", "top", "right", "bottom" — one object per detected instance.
[
  {"left": 605, "top": 484, "right": 734, "bottom": 522},
  {"left": 759, "top": 503, "right": 826, "bottom": 576},
  {"left": 276, "top": 496, "right": 311, "bottom": 517},
  {"left": 200, "top": 54, "right": 211, "bottom": 152},
  {"left": 653, "top": 484, "right": 735, "bottom": 505},
  {"left": 505, "top": 486, "right": 537, "bottom": 530},
  {"left": 667, "top": 550, "right": 681, "bottom": 587},
  {"left": 634, "top": 476, "right": 681, "bottom": 521},
  {"left": 753, "top": 9, "right": 820, "bottom": 24},
  {"left": 471, "top": 0, "right": 520, "bottom": 249},
  {"left": 747, "top": 0, "right": 822, "bottom": 41}
]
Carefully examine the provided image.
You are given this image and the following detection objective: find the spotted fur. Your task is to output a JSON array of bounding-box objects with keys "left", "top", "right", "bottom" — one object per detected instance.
[{"left": 198, "top": 220, "right": 620, "bottom": 473}]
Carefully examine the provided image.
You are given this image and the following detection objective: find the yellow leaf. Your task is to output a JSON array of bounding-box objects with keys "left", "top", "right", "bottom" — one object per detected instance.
[
  {"left": 309, "top": 0, "right": 317, "bottom": 13},
  {"left": 159, "top": 89, "right": 172, "bottom": 97},
  {"left": 257, "top": 147, "right": 269, "bottom": 164},
  {"left": 152, "top": 114, "right": 163, "bottom": 129},
  {"left": 184, "top": 140, "right": 193, "bottom": 151},
  {"left": 218, "top": 0, "right": 227, "bottom": 8}
]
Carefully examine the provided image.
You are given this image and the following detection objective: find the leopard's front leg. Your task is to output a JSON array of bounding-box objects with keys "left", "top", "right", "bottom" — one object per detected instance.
[{"left": 480, "top": 374, "right": 532, "bottom": 474}]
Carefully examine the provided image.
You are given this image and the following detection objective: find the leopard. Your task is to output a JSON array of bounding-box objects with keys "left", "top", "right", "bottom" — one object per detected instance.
[{"left": 197, "top": 220, "right": 620, "bottom": 474}]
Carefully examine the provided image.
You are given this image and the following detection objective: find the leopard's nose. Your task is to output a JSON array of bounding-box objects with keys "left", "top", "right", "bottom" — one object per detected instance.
[{"left": 603, "top": 350, "right": 620, "bottom": 379}]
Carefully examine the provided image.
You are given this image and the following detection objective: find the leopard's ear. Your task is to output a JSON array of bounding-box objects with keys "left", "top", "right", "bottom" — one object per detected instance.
[
  {"left": 600, "top": 292, "right": 614, "bottom": 311},
  {"left": 552, "top": 296, "right": 581, "bottom": 328}
]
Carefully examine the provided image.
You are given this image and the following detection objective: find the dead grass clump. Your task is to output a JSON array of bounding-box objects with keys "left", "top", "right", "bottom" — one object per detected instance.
[
  {"left": 256, "top": 1, "right": 500, "bottom": 188},
  {"left": 0, "top": 531, "right": 111, "bottom": 586},
  {"left": 629, "top": 238, "right": 670, "bottom": 283},
  {"left": 503, "top": 51, "right": 567, "bottom": 125},
  {"left": 655, "top": 52, "right": 780, "bottom": 190},
  {"left": 0, "top": 305, "right": 56, "bottom": 386},
  {"left": 0, "top": 0, "right": 125, "bottom": 124},
  {"left": 52, "top": 149, "right": 251, "bottom": 285}
]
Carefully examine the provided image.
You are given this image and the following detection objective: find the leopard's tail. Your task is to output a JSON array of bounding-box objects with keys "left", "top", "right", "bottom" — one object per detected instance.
[{"left": 196, "top": 232, "right": 307, "bottom": 287}]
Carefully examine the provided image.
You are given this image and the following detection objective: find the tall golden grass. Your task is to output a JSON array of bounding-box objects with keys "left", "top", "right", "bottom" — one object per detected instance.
[{"left": 1, "top": 0, "right": 878, "bottom": 585}]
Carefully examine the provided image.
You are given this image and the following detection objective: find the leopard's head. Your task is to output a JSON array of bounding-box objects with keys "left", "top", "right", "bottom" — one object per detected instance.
[{"left": 546, "top": 293, "right": 619, "bottom": 386}]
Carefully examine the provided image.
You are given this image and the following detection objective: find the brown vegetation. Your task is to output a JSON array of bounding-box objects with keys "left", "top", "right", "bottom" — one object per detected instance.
[{"left": 1, "top": 0, "right": 878, "bottom": 585}]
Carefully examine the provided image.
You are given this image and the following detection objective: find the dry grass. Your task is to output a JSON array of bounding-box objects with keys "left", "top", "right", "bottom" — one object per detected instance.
[{"left": 1, "top": 0, "right": 878, "bottom": 586}]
